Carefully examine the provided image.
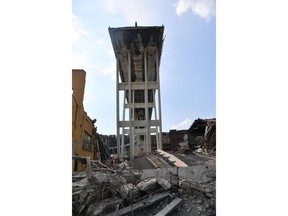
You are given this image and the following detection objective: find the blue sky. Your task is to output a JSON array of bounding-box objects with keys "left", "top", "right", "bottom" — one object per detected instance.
[{"left": 72, "top": 0, "right": 216, "bottom": 135}]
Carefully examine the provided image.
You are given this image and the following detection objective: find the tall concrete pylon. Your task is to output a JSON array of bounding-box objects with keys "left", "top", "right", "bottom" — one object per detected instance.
[{"left": 109, "top": 25, "right": 164, "bottom": 160}]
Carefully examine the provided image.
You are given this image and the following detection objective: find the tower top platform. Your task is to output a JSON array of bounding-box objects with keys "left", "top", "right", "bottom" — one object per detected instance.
[{"left": 108, "top": 25, "right": 165, "bottom": 83}]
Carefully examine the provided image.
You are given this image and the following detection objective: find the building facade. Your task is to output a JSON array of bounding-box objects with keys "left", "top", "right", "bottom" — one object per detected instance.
[
  {"left": 72, "top": 69, "right": 98, "bottom": 171},
  {"left": 187, "top": 118, "right": 216, "bottom": 154},
  {"left": 169, "top": 129, "right": 188, "bottom": 151}
]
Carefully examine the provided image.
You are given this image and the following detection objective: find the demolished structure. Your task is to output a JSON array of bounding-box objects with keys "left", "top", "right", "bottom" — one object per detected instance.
[
  {"left": 109, "top": 24, "right": 164, "bottom": 159},
  {"left": 72, "top": 69, "right": 110, "bottom": 171},
  {"left": 72, "top": 118, "right": 216, "bottom": 215},
  {"left": 72, "top": 69, "right": 98, "bottom": 171},
  {"left": 72, "top": 24, "right": 216, "bottom": 215},
  {"left": 72, "top": 147, "right": 216, "bottom": 216},
  {"left": 188, "top": 118, "right": 216, "bottom": 157}
]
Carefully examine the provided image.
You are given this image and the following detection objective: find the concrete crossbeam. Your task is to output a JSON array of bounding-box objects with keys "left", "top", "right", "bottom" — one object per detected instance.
[
  {"left": 119, "top": 120, "right": 160, "bottom": 127},
  {"left": 118, "top": 82, "right": 159, "bottom": 90}
]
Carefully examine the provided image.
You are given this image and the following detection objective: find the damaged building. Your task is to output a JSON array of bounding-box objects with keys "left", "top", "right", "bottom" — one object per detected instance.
[
  {"left": 109, "top": 24, "right": 164, "bottom": 159},
  {"left": 72, "top": 24, "right": 216, "bottom": 216},
  {"left": 188, "top": 118, "right": 216, "bottom": 157},
  {"left": 72, "top": 69, "right": 109, "bottom": 171},
  {"left": 72, "top": 92, "right": 216, "bottom": 216},
  {"left": 72, "top": 135, "right": 216, "bottom": 216},
  {"left": 151, "top": 132, "right": 170, "bottom": 152},
  {"left": 168, "top": 130, "right": 189, "bottom": 152}
]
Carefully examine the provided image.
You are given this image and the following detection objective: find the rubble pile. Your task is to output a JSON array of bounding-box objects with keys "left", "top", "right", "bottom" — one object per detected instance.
[
  {"left": 177, "top": 171, "right": 216, "bottom": 215},
  {"left": 72, "top": 157, "right": 216, "bottom": 216}
]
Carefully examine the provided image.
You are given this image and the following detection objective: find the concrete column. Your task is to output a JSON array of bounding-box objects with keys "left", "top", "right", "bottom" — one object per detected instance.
[
  {"left": 128, "top": 50, "right": 134, "bottom": 159},
  {"left": 144, "top": 49, "right": 150, "bottom": 153},
  {"left": 153, "top": 89, "right": 159, "bottom": 149},
  {"left": 156, "top": 51, "right": 163, "bottom": 149},
  {"left": 121, "top": 94, "right": 125, "bottom": 159},
  {"left": 131, "top": 89, "right": 135, "bottom": 156},
  {"left": 116, "top": 57, "right": 120, "bottom": 158}
]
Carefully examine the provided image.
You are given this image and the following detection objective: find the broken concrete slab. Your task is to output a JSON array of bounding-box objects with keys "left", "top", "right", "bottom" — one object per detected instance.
[
  {"left": 107, "top": 191, "right": 172, "bottom": 216},
  {"left": 179, "top": 180, "right": 209, "bottom": 196},
  {"left": 117, "top": 183, "right": 142, "bottom": 201},
  {"left": 136, "top": 178, "right": 159, "bottom": 193},
  {"left": 72, "top": 149, "right": 216, "bottom": 216},
  {"left": 155, "top": 149, "right": 188, "bottom": 167},
  {"left": 73, "top": 186, "right": 100, "bottom": 214},
  {"left": 155, "top": 197, "right": 182, "bottom": 216},
  {"left": 140, "top": 167, "right": 178, "bottom": 180},
  {"left": 119, "top": 169, "right": 143, "bottom": 183},
  {"left": 118, "top": 183, "right": 134, "bottom": 197},
  {"left": 89, "top": 172, "right": 127, "bottom": 185},
  {"left": 178, "top": 164, "right": 216, "bottom": 183},
  {"left": 117, "top": 178, "right": 171, "bottom": 201},
  {"left": 72, "top": 172, "right": 87, "bottom": 182},
  {"left": 85, "top": 197, "right": 122, "bottom": 216},
  {"left": 157, "top": 178, "right": 171, "bottom": 190},
  {"left": 72, "top": 178, "right": 90, "bottom": 187}
]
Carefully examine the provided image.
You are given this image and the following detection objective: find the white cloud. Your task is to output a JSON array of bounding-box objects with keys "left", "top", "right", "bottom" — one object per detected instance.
[
  {"left": 72, "top": 52, "right": 116, "bottom": 80},
  {"left": 72, "top": 14, "right": 89, "bottom": 42},
  {"left": 72, "top": 53, "right": 93, "bottom": 70},
  {"left": 95, "top": 38, "right": 104, "bottom": 46},
  {"left": 106, "top": 49, "right": 115, "bottom": 57},
  {"left": 175, "top": 0, "right": 216, "bottom": 21},
  {"left": 103, "top": 62, "right": 116, "bottom": 81},
  {"left": 175, "top": 0, "right": 191, "bottom": 15},
  {"left": 171, "top": 118, "right": 192, "bottom": 130}
]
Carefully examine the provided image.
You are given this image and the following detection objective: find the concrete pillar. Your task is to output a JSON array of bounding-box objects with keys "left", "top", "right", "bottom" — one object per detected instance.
[
  {"left": 128, "top": 50, "right": 134, "bottom": 159},
  {"left": 156, "top": 51, "right": 163, "bottom": 149},
  {"left": 121, "top": 94, "right": 125, "bottom": 159},
  {"left": 116, "top": 57, "right": 120, "bottom": 158}
]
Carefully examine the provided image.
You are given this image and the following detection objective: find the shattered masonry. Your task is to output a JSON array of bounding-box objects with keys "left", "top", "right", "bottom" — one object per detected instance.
[{"left": 72, "top": 147, "right": 216, "bottom": 216}]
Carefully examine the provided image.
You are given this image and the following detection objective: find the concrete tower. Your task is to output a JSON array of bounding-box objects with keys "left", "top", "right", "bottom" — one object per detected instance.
[{"left": 109, "top": 25, "right": 164, "bottom": 159}]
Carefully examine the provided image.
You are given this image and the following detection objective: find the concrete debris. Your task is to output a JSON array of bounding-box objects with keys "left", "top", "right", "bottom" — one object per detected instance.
[
  {"left": 157, "top": 178, "right": 172, "bottom": 190},
  {"left": 107, "top": 191, "right": 172, "bottom": 216},
  {"left": 179, "top": 180, "right": 213, "bottom": 198},
  {"left": 136, "top": 178, "right": 159, "bottom": 193},
  {"left": 155, "top": 197, "right": 182, "bottom": 216},
  {"left": 118, "top": 160, "right": 129, "bottom": 169},
  {"left": 178, "top": 146, "right": 191, "bottom": 154},
  {"left": 73, "top": 149, "right": 215, "bottom": 216},
  {"left": 118, "top": 183, "right": 134, "bottom": 196},
  {"left": 72, "top": 178, "right": 90, "bottom": 187},
  {"left": 117, "top": 178, "right": 172, "bottom": 201},
  {"left": 72, "top": 172, "right": 88, "bottom": 182},
  {"left": 86, "top": 197, "right": 122, "bottom": 216},
  {"left": 156, "top": 149, "right": 188, "bottom": 167},
  {"left": 188, "top": 118, "right": 216, "bottom": 158},
  {"left": 146, "top": 153, "right": 172, "bottom": 168}
]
